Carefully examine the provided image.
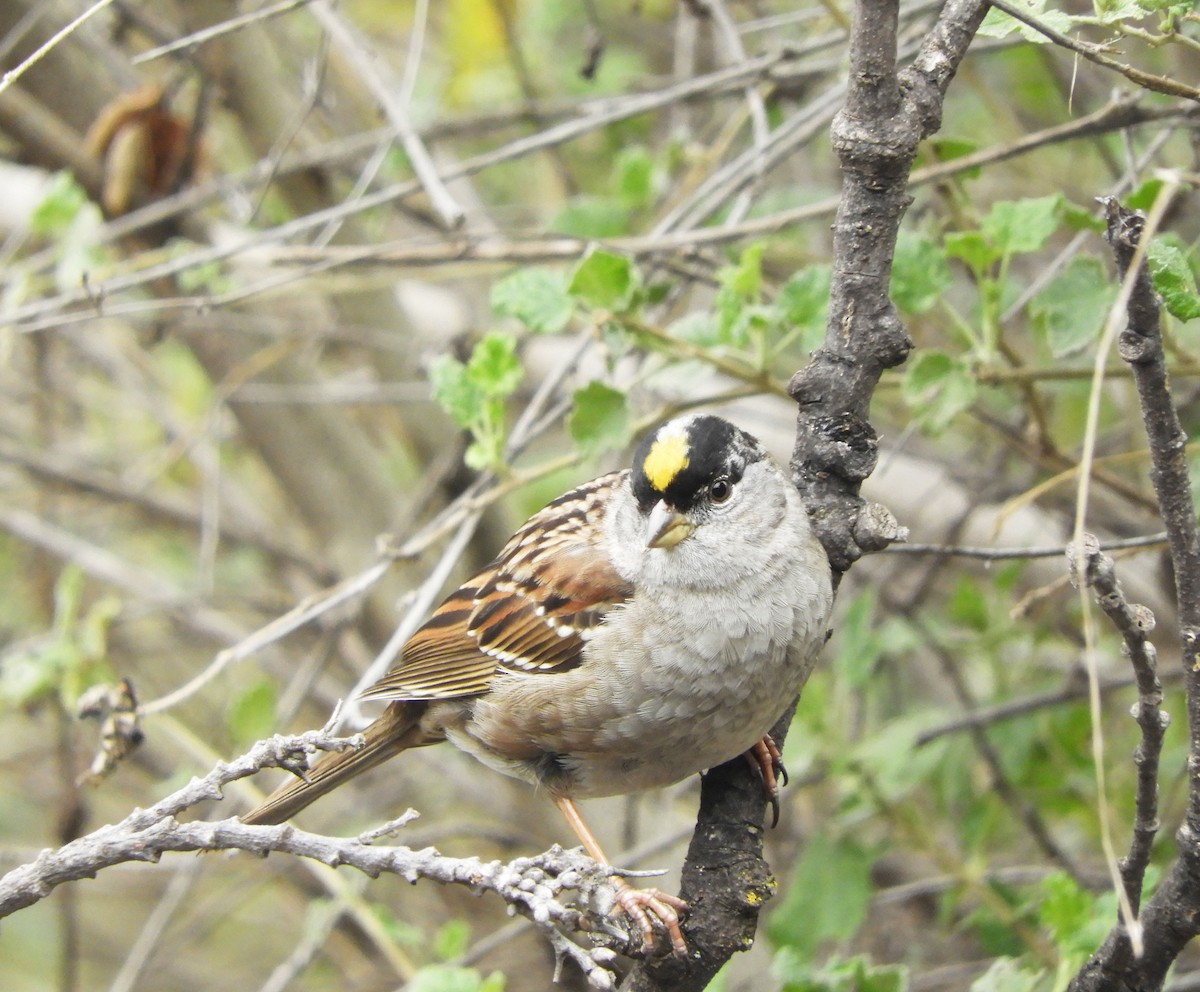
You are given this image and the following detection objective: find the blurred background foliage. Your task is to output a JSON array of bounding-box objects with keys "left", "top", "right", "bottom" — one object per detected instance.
[{"left": 1, "top": 0, "right": 1199, "bottom": 990}]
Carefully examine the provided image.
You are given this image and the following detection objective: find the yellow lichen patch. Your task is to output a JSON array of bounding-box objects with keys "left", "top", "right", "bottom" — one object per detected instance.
[{"left": 642, "top": 433, "right": 689, "bottom": 493}]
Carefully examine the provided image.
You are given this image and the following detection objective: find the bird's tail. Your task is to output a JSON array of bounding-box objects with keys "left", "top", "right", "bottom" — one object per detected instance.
[{"left": 242, "top": 701, "right": 435, "bottom": 825}]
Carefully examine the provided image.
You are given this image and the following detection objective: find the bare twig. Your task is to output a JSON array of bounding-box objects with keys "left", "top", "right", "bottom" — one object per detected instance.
[
  {"left": 0, "top": 0, "right": 117, "bottom": 96},
  {"left": 309, "top": 0, "right": 463, "bottom": 227},
  {"left": 0, "top": 730, "right": 626, "bottom": 989},
  {"left": 131, "top": 0, "right": 316, "bottom": 64},
  {"left": 1068, "top": 534, "right": 1166, "bottom": 914},
  {"left": 1068, "top": 194, "right": 1200, "bottom": 992},
  {"left": 987, "top": 0, "right": 1200, "bottom": 102}
]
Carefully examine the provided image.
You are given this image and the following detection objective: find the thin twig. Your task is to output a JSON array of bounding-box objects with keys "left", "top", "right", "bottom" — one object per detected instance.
[
  {"left": 1069, "top": 534, "right": 1166, "bottom": 915},
  {"left": 987, "top": 0, "right": 1200, "bottom": 101},
  {"left": 309, "top": 0, "right": 464, "bottom": 228},
  {"left": 131, "top": 0, "right": 316, "bottom": 64},
  {"left": 890, "top": 532, "right": 1169, "bottom": 560},
  {"left": 0, "top": 0, "right": 117, "bottom": 96}
]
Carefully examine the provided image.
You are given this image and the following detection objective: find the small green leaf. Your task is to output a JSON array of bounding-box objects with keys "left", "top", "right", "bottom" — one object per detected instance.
[
  {"left": 30, "top": 171, "right": 89, "bottom": 236},
  {"left": 568, "top": 381, "right": 630, "bottom": 455},
  {"left": 768, "top": 833, "right": 873, "bottom": 955},
  {"left": 430, "top": 334, "right": 523, "bottom": 472},
  {"left": 979, "top": 3, "right": 1077, "bottom": 40},
  {"left": 773, "top": 952, "right": 909, "bottom": 992},
  {"left": 892, "top": 230, "right": 952, "bottom": 315},
  {"left": 1148, "top": 240, "right": 1200, "bottom": 322},
  {"left": 1093, "top": 0, "right": 1150, "bottom": 20},
  {"left": 552, "top": 197, "right": 629, "bottom": 238},
  {"left": 777, "top": 266, "right": 831, "bottom": 329},
  {"left": 407, "top": 964, "right": 506, "bottom": 992},
  {"left": 429, "top": 354, "right": 479, "bottom": 430},
  {"left": 1125, "top": 178, "right": 1165, "bottom": 211},
  {"left": 1038, "top": 872, "right": 1113, "bottom": 955},
  {"left": 1029, "top": 255, "right": 1116, "bottom": 356},
  {"left": 720, "top": 243, "right": 765, "bottom": 300},
  {"left": 490, "top": 269, "right": 573, "bottom": 334},
  {"left": 226, "top": 679, "right": 277, "bottom": 746},
  {"left": 944, "top": 230, "right": 997, "bottom": 274},
  {"left": 927, "top": 137, "right": 979, "bottom": 162},
  {"left": 0, "top": 646, "right": 64, "bottom": 707},
  {"left": 568, "top": 249, "right": 638, "bottom": 311},
  {"left": 465, "top": 332, "right": 523, "bottom": 398},
  {"left": 433, "top": 920, "right": 471, "bottom": 961},
  {"left": 981, "top": 195, "right": 1063, "bottom": 257},
  {"left": 902, "top": 350, "right": 977, "bottom": 433},
  {"left": 615, "top": 146, "right": 654, "bottom": 209}
]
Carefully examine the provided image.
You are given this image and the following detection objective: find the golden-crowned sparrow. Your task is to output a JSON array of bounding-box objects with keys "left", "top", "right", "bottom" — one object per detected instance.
[{"left": 244, "top": 413, "right": 833, "bottom": 954}]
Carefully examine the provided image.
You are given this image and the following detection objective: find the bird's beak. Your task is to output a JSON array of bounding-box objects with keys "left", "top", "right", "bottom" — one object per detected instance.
[{"left": 645, "top": 500, "right": 694, "bottom": 549}]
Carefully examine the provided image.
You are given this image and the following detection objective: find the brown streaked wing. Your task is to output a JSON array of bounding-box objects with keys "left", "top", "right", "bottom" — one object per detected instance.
[{"left": 359, "top": 472, "right": 634, "bottom": 702}]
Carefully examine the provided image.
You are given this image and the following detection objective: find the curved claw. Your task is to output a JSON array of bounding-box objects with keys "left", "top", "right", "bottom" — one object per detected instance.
[
  {"left": 612, "top": 879, "right": 689, "bottom": 958},
  {"left": 746, "top": 735, "right": 787, "bottom": 827}
]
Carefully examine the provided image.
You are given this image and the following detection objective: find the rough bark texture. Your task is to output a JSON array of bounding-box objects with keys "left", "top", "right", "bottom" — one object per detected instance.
[
  {"left": 619, "top": 2, "right": 992, "bottom": 988},
  {"left": 1067, "top": 201, "right": 1200, "bottom": 992}
]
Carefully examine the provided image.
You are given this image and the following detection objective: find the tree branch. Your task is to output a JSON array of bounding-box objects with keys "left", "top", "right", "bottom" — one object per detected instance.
[
  {"left": 1068, "top": 534, "right": 1166, "bottom": 915},
  {"left": 789, "top": 0, "right": 989, "bottom": 574},
  {"left": 1069, "top": 198, "right": 1200, "bottom": 992},
  {"left": 0, "top": 730, "right": 635, "bottom": 990},
  {"left": 619, "top": 2, "right": 989, "bottom": 989}
]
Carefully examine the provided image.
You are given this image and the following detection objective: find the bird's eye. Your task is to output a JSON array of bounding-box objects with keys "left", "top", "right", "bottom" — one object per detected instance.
[{"left": 709, "top": 478, "right": 732, "bottom": 503}]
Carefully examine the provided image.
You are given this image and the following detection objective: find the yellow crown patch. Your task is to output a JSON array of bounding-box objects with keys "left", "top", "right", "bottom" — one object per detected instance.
[{"left": 642, "top": 433, "right": 689, "bottom": 492}]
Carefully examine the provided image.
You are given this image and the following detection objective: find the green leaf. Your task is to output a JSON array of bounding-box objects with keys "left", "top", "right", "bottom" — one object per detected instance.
[
  {"left": 1125, "top": 178, "right": 1165, "bottom": 211},
  {"left": 720, "top": 243, "right": 765, "bottom": 300},
  {"left": 892, "top": 230, "right": 952, "bottom": 315},
  {"left": 979, "top": 3, "right": 1078, "bottom": 40},
  {"left": 1093, "top": 0, "right": 1150, "bottom": 20},
  {"left": 568, "top": 249, "right": 639, "bottom": 311},
  {"left": 922, "top": 137, "right": 982, "bottom": 180},
  {"left": 407, "top": 964, "right": 506, "bottom": 992},
  {"left": 901, "top": 350, "right": 977, "bottom": 433},
  {"left": 568, "top": 381, "right": 630, "bottom": 455},
  {"left": 430, "top": 333, "right": 523, "bottom": 471},
  {"left": 615, "top": 146, "right": 654, "bottom": 209},
  {"left": 490, "top": 269, "right": 573, "bottom": 334},
  {"left": 981, "top": 196, "right": 1063, "bottom": 257},
  {"left": 944, "top": 230, "right": 998, "bottom": 274},
  {"left": 768, "top": 833, "right": 873, "bottom": 955},
  {"left": 30, "top": 171, "right": 89, "bottom": 236},
  {"left": 0, "top": 645, "right": 65, "bottom": 707},
  {"left": 429, "top": 354, "right": 480, "bottom": 430},
  {"left": 226, "top": 679, "right": 277, "bottom": 746},
  {"left": 1037, "top": 871, "right": 1114, "bottom": 956},
  {"left": 832, "top": 589, "right": 884, "bottom": 688},
  {"left": 552, "top": 197, "right": 629, "bottom": 238},
  {"left": 713, "top": 244, "right": 766, "bottom": 344},
  {"left": 927, "top": 137, "right": 979, "bottom": 162},
  {"left": 1148, "top": 239, "right": 1200, "bottom": 322},
  {"left": 433, "top": 920, "right": 471, "bottom": 961},
  {"left": 777, "top": 266, "right": 831, "bottom": 329},
  {"left": 1029, "top": 255, "right": 1116, "bottom": 356},
  {"left": 466, "top": 332, "right": 523, "bottom": 398},
  {"left": 774, "top": 952, "right": 909, "bottom": 992},
  {"left": 844, "top": 715, "right": 948, "bottom": 804},
  {"left": 78, "top": 596, "right": 121, "bottom": 662}
]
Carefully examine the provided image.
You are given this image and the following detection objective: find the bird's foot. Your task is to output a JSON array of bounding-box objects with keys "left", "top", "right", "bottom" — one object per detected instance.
[
  {"left": 746, "top": 734, "right": 787, "bottom": 827},
  {"left": 611, "top": 877, "right": 688, "bottom": 958}
]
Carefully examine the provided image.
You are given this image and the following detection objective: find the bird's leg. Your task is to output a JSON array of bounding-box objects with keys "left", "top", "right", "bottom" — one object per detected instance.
[
  {"left": 745, "top": 734, "right": 787, "bottom": 827},
  {"left": 553, "top": 795, "right": 688, "bottom": 958}
]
